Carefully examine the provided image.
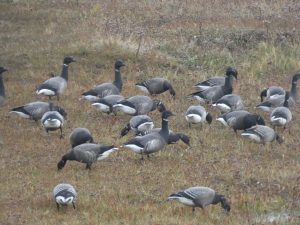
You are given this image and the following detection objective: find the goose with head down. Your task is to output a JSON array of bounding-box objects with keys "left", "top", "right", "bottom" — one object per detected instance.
[
  {"left": 241, "top": 125, "right": 283, "bottom": 144},
  {"left": 53, "top": 183, "right": 77, "bottom": 210},
  {"left": 185, "top": 105, "right": 213, "bottom": 128}
]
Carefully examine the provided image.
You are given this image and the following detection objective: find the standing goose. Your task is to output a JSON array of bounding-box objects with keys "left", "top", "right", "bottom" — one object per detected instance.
[
  {"left": 212, "top": 94, "right": 244, "bottom": 113},
  {"left": 270, "top": 92, "right": 292, "bottom": 129},
  {"left": 140, "top": 128, "right": 191, "bottom": 147},
  {"left": 256, "top": 73, "right": 300, "bottom": 111},
  {"left": 69, "top": 128, "right": 94, "bottom": 148},
  {"left": 136, "top": 77, "right": 176, "bottom": 98},
  {"left": 10, "top": 101, "right": 67, "bottom": 121},
  {"left": 53, "top": 183, "right": 77, "bottom": 210},
  {"left": 81, "top": 60, "right": 126, "bottom": 101},
  {"left": 41, "top": 103, "right": 65, "bottom": 138},
  {"left": 0, "top": 67, "right": 8, "bottom": 107},
  {"left": 193, "top": 67, "right": 238, "bottom": 91},
  {"left": 168, "top": 186, "right": 230, "bottom": 212},
  {"left": 122, "top": 110, "right": 175, "bottom": 159},
  {"left": 36, "top": 56, "right": 76, "bottom": 100},
  {"left": 113, "top": 95, "right": 163, "bottom": 116},
  {"left": 57, "top": 143, "right": 118, "bottom": 170},
  {"left": 185, "top": 105, "right": 212, "bottom": 128},
  {"left": 260, "top": 86, "right": 285, "bottom": 102},
  {"left": 241, "top": 125, "right": 283, "bottom": 144},
  {"left": 216, "top": 110, "right": 265, "bottom": 132},
  {"left": 91, "top": 94, "right": 124, "bottom": 114},
  {"left": 189, "top": 67, "right": 238, "bottom": 103},
  {"left": 120, "top": 115, "right": 154, "bottom": 137}
]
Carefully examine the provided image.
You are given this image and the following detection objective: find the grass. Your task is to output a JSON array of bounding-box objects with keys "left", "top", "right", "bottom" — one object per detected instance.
[{"left": 1, "top": 0, "right": 300, "bottom": 224}]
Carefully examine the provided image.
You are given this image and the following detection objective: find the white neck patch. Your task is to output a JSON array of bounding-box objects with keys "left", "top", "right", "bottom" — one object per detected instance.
[
  {"left": 115, "top": 69, "right": 120, "bottom": 72},
  {"left": 163, "top": 118, "right": 169, "bottom": 122},
  {"left": 63, "top": 64, "right": 68, "bottom": 67}
]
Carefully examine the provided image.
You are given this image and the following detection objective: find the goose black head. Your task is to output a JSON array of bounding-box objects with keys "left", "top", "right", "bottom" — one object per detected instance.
[
  {"left": 256, "top": 115, "right": 265, "bottom": 125},
  {"left": 57, "top": 158, "right": 66, "bottom": 170},
  {"left": 55, "top": 106, "right": 67, "bottom": 118},
  {"left": 276, "top": 133, "right": 284, "bottom": 144},
  {"left": 115, "top": 59, "right": 126, "bottom": 69},
  {"left": 0, "top": 67, "right": 8, "bottom": 74},
  {"left": 162, "top": 110, "right": 175, "bottom": 119},
  {"left": 225, "top": 67, "right": 238, "bottom": 80},
  {"left": 63, "top": 56, "right": 76, "bottom": 65},
  {"left": 220, "top": 196, "right": 231, "bottom": 212},
  {"left": 206, "top": 113, "right": 213, "bottom": 124},
  {"left": 292, "top": 73, "right": 300, "bottom": 83},
  {"left": 260, "top": 88, "right": 268, "bottom": 102},
  {"left": 155, "top": 100, "right": 166, "bottom": 113}
]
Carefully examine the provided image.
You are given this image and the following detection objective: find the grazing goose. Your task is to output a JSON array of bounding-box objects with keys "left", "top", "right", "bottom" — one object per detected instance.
[
  {"left": 241, "top": 125, "right": 283, "bottom": 144},
  {"left": 81, "top": 60, "right": 126, "bottom": 101},
  {"left": 92, "top": 94, "right": 124, "bottom": 114},
  {"left": 69, "top": 128, "right": 94, "bottom": 148},
  {"left": 260, "top": 86, "right": 285, "bottom": 102},
  {"left": 270, "top": 92, "right": 292, "bottom": 129},
  {"left": 57, "top": 143, "right": 118, "bottom": 170},
  {"left": 212, "top": 94, "right": 244, "bottom": 113},
  {"left": 120, "top": 115, "right": 154, "bottom": 137},
  {"left": 217, "top": 110, "right": 265, "bottom": 132},
  {"left": 185, "top": 105, "right": 212, "bottom": 128},
  {"left": 0, "top": 67, "right": 8, "bottom": 107},
  {"left": 41, "top": 103, "right": 65, "bottom": 138},
  {"left": 136, "top": 77, "right": 176, "bottom": 98},
  {"left": 36, "top": 56, "right": 76, "bottom": 100},
  {"left": 189, "top": 67, "right": 238, "bottom": 103},
  {"left": 168, "top": 186, "right": 230, "bottom": 212},
  {"left": 256, "top": 73, "right": 300, "bottom": 111},
  {"left": 140, "top": 128, "right": 190, "bottom": 147},
  {"left": 53, "top": 183, "right": 77, "bottom": 210},
  {"left": 194, "top": 67, "right": 238, "bottom": 91},
  {"left": 122, "top": 110, "right": 175, "bottom": 159},
  {"left": 113, "top": 95, "right": 163, "bottom": 115},
  {"left": 10, "top": 101, "right": 67, "bottom": 121}
]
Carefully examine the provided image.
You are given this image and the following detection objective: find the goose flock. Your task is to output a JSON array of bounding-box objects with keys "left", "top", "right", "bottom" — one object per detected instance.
[{"left": 2, "top": 56, "right": 299, "bottom": 213}]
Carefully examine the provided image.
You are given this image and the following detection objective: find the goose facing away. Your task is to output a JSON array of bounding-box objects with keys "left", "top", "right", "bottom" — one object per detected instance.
[
  {"left": 168, "top": 186, "right": 230, "bottom": 212},
  {"left": 10, "top": 101, "right": 67, "bottom": 121},
  {"left": 0, "top": 67, "right": 8, "bottom": 107},
  {"left": 53, "top": 183, "right": 77, "bottom": 210},
  {"left": 270, "top": 92, "right": 292, "bottom": 128},
  {"left": 113, "top": 95, "right": 163, "bottom": 115},
  {"left": 241, "top": 125, "right": 283, "bottom": 144},
  {"left": 120, "top": 115, "right": 154, "bottom": 137},
  {"left": 36, "top": 56, "right": 76, "bottom": 100},
  {"left": 136, "top": 77, "right": 176, "bottom": 98},
  {"left": 69, "top": 128, "right": 94, "bottom": 148},
  {"left": 41, "top": 103, "right": 65, "bottom": 138},
  {"left": 216, "top": 110, "right": 265, "bottom": 132},
  {"left": 212, "top": 94, "right": 244, "bottom": 113},
  {"left": 91, "top": 95, "right": 124, "bottom": 114},
  {"left": 57, "top": 143, "right": 118, "bottom": 170},
  {"left": 189, "top": 67, "right": 238, "bottom": 103},
  {"left": 185, "top": 105, "right": 212, "bottom": 127},
  {"left": 193, "top": 67, "right": 238, "bottom": 91},
  {"left": 256, "top": 73, "right": 300, "bottom": 111},
  {"left": 81, "top": 60, "right": 126, "bottom": 101},
  {"left": 123, "top": 110, "right": 175, "bottom": 159}
]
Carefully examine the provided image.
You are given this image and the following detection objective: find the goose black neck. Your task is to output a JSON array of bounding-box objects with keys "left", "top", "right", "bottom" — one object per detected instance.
[
  {"left": 224, "top": 75, "right": 234, "bottom": 90},
  {"left": 159, "top": 117, "right": 170, "bottom": 141},
  {"left": 113, "top": 68, "right": 122, "bottom": 91},
  {"left": 211, "top": 193, "right": 222, "bottom": 205},
  {"left": 60, "top": 64, "right": 69, "bottom": 81},
  {"left": 0, "top": 75, "right": 4, "bottom": 97},
  {"left": 290, "top": 80, "right": 298, "bottom": 101}
]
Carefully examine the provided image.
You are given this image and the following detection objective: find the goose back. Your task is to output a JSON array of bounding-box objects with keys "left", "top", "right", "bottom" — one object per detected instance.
[
  {"left": 136, "top": 77, "right": 176, "bottom": 97},
  {"left": 69, "top": 128, "right": 94, "bottom": 148}
]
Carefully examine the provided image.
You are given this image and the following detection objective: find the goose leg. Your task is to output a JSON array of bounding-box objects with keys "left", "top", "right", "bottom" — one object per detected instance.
[
  {"left": 59, "top": 126, "right": 63, "bottom": 139},
  {"left": 56, "top": 203, "right": 60, "bottom": 211},
  {"left": 72, "top": 202, "right": 76, "bottom": 209},
  {"left": 86, "top": 164, "right": 92, "bottom": 170}
]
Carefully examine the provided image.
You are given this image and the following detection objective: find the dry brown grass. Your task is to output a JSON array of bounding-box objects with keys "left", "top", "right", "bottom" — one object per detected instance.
[{"left": 1, "top": 1, "right": 300, "bottom": 224}]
